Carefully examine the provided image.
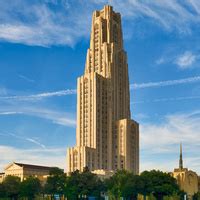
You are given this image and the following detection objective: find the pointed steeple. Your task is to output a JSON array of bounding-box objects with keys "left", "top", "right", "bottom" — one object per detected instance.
[{"left": 179, "top": 142, "right": 183, "bottom": 169}]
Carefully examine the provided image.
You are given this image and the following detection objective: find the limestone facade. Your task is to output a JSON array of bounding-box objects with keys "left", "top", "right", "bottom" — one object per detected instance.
[
  {"left": 172, "top": 144, "right": 198, "bottom": 198},
  {"left": 173, "top": 168, "right": 198, "bottom": 197},
  {"left": 4, "top": 162, "right": 52, "bottom": 183},
  {"left": 67, "top": 5, "right": 139, "bottom": 174},
  {"left": 0, "top": 173, "right": 5, "bottom": 183}
]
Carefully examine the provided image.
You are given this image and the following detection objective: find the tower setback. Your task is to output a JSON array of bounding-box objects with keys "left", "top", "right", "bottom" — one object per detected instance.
[{"left": 67, "top": 5, "right": 139, "bottom": 174}]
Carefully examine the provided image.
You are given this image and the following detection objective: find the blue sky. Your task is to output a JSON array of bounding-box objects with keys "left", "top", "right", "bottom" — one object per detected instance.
[{"left": 0, "top": 0, "right": 200, "bottom": 174}]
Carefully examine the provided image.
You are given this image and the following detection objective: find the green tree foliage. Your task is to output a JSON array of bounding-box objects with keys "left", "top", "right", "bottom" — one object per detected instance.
[
  {"left": 20, "top": 176, "right": 41, "bottom": 200},
  {"left": 0, "top": 169, "right": 184, "bottom": 200},
  {"left": 140, "top": 170, "right": 180, "bottom": 200},
  {"left": 44, "top": 167, "right": 66, "bottom": 199},
  {"left": 0, "top": 183, "right": 6, "bottom": 198},
  {"left": 193, "top": 192, "right": 200, "bottom": 200},
  {"left": 3, "top": 175, "right": 21, "bottom": 200},
  {"left": 105, "top": 170, "right": 181, "bottom": 200},
  {"left": 64, "top": 167, "right": 104, "bottom": 199},
  {"left": 105, "top": 170, "right": 143, "bottom": 199}
]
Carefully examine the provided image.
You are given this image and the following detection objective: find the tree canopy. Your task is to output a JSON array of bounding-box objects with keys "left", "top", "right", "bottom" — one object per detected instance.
[
  {"left": 20, "top": 176, "right": 41, "bottom": 200},
  {"left": 65, "top": 167, "right": 104, "bottom": 199},
  {"left": 106, "top": 170, "right": 181, "bottom": 200},
  {"left": 3, "top": 175, "right": 21, "bottom": 200},
  {"left": 140, "top": 170, "right": 180, "bottom": 200},
  {"left": 0, "top": 169, "right": 185, "bottom": 200},
  {"left": 44, "top": 167, "right": 66, "bottom": 198}
]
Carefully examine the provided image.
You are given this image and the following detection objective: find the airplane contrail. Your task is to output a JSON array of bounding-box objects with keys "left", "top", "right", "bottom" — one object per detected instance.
[{"left": 0, "top": 76, "right": 200, "bottom": 101}]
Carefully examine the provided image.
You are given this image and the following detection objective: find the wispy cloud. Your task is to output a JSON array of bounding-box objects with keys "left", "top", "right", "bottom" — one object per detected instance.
[
  {"left": 131, "top": 75, "right": 200, "bottom": 89},
  {"left": 0, "top": 131, "right": 46, "bottom": 149},
  {"left": 0, "top": 87, "right": 7, "bottom": 96},
  {"left": 132, "top": 95, "right": 200, "bottom": 104},
  {"left": 0, "top": 111, "right": 22, "bottom": 115},
  {"left": 140, "top": 110, "right": 200, "bottom": 173},
  {"left": 0, "top": 0, "right": 91, "bottom": 46},
  {"left": 0, "top": 1, "right": 200, "bottom": 46},
  {"left": 175, "top": 51, "right": 197, "bottom": 69},
  {"left": 1, "top": 111, "right": 199, "bottom": 173},
  {"left": 0, "top": 76, "right": 199, "bottom": 103},
  {"left": 0, "top": 106, "right": 76, "bottom": 127},
  {"left": 0, "top": 145, "right": 66, "bottom": 171},
  {"left": 18, "top": 74, "right": 35, "bottom": 83},
  {"left": 0, "top": 89, "right": 77, "bottom": 101},
  {"left": 25, "top": 138, "right": 46, "bottom": 149},
  {"left": 110, "top": 0, "right": 200, "bottom": 34},
  {"left": 155, "top": 57, "right": 165, "bottom": 65}
]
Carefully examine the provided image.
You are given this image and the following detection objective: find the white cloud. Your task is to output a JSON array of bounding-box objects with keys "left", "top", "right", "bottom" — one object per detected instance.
[
  {"left": 131, "top": 75, "right": 200, "bottom": 89},
  {"left": 0, "top": 106, "right": 76, "bottom": 127},
  {"left": 132, "top": 95, "right": 200, "bottom": 104},
  {"left": 1, "top": 111, "right": 200, "bottom": 174},
  {"left": 140, "top": 110, "right": 200, "bottom": 173},
  {"left": 0, "top": 145, "right": 66, "bottom": 172},
  {"left": 0, "top": 0, "right": 93, "bottom": 46},
  {"left": 155, "top": 57, "right": 165, "bottom": 65},
  {"left": 25, "top": 138, "right": 46, "bottom": 149},
  {"left": 0, "top": 89, "right": 77, "bottom": 101},
  {"left": 18, "top": 74, "right": 35, "bottom": 83},
  {"left": 0, "top": 111, "right": 22, "bottom": 115},
  {"left": 111, "top": 0, "right": 200, "bottom": 34},
  {"left": 0, "top": 87, "right": 7, "bottom": 96},
  {"left": 0, "top": 75, "right": 199, "bottom": 103},
  {"left": 175, "top": 51, "right": 197, "bottom": 69},
  {"left": 0, "top": 131, "right": 46, "bottom": 149},
  {"left": 189, "top": 0, "right": 200, "bottom": 15},
  {"left": 0, "top": 1, "right": 200, "bottom": 46}
]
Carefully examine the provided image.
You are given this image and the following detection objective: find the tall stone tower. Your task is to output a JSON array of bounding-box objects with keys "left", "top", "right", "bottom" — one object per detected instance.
[{"left": 67, "top": 5, "right": 139, "bottom": 174}]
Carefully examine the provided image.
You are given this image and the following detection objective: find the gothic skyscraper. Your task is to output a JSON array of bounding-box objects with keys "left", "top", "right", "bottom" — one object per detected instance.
[{"left": 67, "top": 5, "right": 139, "bottom": 174}]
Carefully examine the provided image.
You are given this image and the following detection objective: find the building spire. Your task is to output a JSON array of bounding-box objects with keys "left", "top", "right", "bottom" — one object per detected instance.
[{"left": 179, "top": 142, "right": 183, "bottom": 169}]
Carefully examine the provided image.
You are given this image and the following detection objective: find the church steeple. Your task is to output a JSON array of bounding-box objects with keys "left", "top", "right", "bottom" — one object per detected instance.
[{"left": 179, "top": 143, "right": 183, "bottom": 169}]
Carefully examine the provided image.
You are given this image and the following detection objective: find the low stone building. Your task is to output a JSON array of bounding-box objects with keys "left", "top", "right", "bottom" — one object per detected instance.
[
  {"left": 92, "top": 169, "right": 114, "bottom": 179},
  {"left": 0, "top": 172, "right": 5, "bottom": 183},
  {"left": 4, "top": 162, "right": 53, "bottom": 183},
  {"left": 172, "top": 144, "right": 198, "bottom": 199},
  {"left": 198, "top": 176, "right": 200, "bottom": 192}
]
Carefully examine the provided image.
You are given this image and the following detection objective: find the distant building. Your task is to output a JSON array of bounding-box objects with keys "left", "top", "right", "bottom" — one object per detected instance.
[
  {"left": 198, "top": 176, "right": 200, "bottom": 192},
  {"left": 92, "top": 169, "right": 114, "bottom": 180},
  {"left": 0, "top": 172, "right": 5, "bottom": 183},
  {"left": 4, "top": 162, "right": 53, "bottom": 183},
  {"left": 172, "top": 144, "right": 198, "bottom": 199},
  {"left": 67, "top": 5, "right": 139, "bottom": 175}
]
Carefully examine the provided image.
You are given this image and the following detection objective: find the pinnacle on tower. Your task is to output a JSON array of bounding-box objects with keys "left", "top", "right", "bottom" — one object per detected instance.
[{"left": 179, "top": 142, "right": 183, "bottom": 169}]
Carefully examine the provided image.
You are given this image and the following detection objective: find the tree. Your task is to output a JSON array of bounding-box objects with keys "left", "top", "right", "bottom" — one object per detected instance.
[
  {"left": 0, "top": 183, "right": 6, "bottom": 198},
  {"left": 64, "top": 170, "right": 80, "bottom": 199},
  {"left": 140, "top": 170, "right": 180, "bottom": 200},
  {"left": 20, "top": 176, "right": 41, "bottom": 200},
  {"left": 193, "top": 192, "right": 200, "bottom": 200},
  {"left": 65, "top": 167, "right": 104, "bottom": 199},
  {"left": 3, "top": 175, "right": 21, "bottom": 200},
  {"left": 105, "top": 170, "right": 141, "bottom": 200},
  {"left": 44, "top": 167, "right": 66, "bottom": 199}
]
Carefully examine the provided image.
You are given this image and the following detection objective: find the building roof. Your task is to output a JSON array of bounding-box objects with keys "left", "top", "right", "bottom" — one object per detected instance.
[
  {"left": 14, "top": 162, "right": 53, "bottom": 170},
  {"left": 5, "top": 162, "right": 54, "bottom": 171},
  {"left": 174, "top": 168, "right": 188, "bottom": 172}
]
